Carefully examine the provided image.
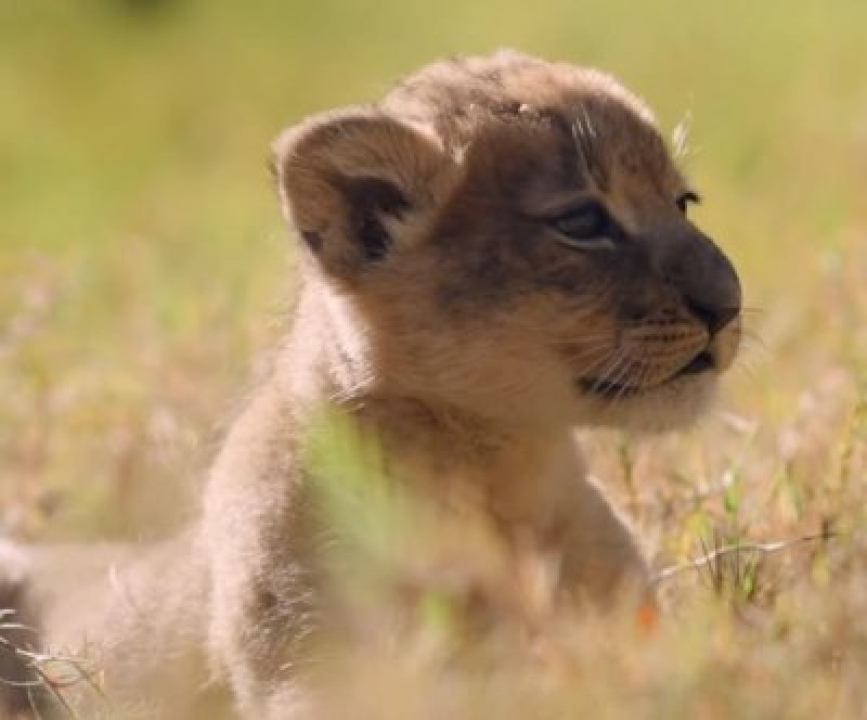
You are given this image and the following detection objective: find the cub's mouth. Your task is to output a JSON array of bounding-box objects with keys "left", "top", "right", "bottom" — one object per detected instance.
[{"left": 578, "top": 349, "right": 716, "bottom": 400}]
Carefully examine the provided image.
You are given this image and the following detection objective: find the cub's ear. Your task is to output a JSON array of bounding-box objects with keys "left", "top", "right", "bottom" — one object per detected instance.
[{"left": 271, "top": 107, "right": 456, "bottom": 280}]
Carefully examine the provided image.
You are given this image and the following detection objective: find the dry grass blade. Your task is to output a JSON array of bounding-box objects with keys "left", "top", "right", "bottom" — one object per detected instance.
[
  {"left": 652, "top": 530, "right": 837, "bottom": 585},
  {"left": 1, "top": 612, "right": 105, "bottom": 719}
]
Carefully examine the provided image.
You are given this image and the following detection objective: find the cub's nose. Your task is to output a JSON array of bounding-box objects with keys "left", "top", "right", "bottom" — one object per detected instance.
[
  {"left": 664, "top": 228, "right": 741, "bottom": 337},
  {"left": 685, "top": 297, "right": 740, "bottom": 336}
]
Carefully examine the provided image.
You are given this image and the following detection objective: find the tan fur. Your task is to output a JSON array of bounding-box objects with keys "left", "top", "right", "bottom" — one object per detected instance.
[{"left": 0, "top": 51, "right": 741, "bottom": 719}]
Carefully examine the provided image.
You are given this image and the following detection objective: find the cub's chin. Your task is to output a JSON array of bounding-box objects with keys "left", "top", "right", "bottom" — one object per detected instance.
[{"left": 573, "top": 373, "right": 719, "bottom": 434}]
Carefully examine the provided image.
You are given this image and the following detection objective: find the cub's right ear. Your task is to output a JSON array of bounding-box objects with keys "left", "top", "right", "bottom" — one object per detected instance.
[{"left": 271, "top": 107, "right": 457, "bottom": 282}]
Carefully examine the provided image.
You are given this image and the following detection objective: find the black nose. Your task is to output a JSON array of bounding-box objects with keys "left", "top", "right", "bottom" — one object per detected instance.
[
  {"left": 664, "top": 228, "right": 741, "bottom": 336},
  {"left": 685, "top": 297, "right": 740, "bottom": 336}
]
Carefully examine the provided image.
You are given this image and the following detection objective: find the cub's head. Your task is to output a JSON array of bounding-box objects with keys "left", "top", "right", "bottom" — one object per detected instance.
[{"left": 272, "top": 51, "right": 741, "bottom": 432}]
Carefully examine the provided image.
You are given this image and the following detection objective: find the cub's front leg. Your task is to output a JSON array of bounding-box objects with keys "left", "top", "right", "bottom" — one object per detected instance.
[
  {"left": 206, "top": 514, "right": 319, "bottom": 720},
  {"left": 203, "top": 389, "right": 320, "bottom": 719},
  {"left": 551, "top": 444, "right": 651, "bottom": 608}
]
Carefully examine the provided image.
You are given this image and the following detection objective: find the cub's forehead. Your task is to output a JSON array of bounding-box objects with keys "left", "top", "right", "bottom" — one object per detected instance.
[{"left": 384, "top": 51, "right": 680, "bottom": 196}]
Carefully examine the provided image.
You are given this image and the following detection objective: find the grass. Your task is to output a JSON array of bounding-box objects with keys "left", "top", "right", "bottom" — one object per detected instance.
[{"left": 1, "top": 0, "right": 866, "bottom": 717}]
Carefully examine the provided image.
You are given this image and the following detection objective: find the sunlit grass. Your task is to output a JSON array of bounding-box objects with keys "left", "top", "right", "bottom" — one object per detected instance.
[{"left": 1, "top": 0, "right": 866, "bottom": 717}]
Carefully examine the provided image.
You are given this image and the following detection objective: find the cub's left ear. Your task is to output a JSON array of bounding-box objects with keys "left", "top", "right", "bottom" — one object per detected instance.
[{"left": 271, "top": 106, "right": 457, "bottom": 281}]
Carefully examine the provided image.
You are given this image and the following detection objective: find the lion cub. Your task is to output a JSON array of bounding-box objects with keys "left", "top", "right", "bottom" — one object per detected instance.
[{"left": 1, "top": 51, "right": 741, "bottom": 719}]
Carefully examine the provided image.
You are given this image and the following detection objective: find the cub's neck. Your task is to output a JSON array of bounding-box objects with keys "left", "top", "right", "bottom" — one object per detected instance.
[{"left": 275, "top": 275, "right": 578, "bottom": 529}]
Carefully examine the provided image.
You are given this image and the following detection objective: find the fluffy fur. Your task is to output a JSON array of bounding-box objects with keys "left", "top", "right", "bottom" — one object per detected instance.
[{"left": 0, "top": 51, "right": 740, "bottom": 719}]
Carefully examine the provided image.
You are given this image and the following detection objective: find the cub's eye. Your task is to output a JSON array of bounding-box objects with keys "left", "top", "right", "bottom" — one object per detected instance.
[
  {"left": 551, "top": 202, "right": 613, "bottom": 249},
  {"left": 676, "top": 190, "right": 700, "bottom": 216}
]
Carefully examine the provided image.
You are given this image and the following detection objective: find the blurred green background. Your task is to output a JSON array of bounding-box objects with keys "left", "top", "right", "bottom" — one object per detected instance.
[{"left": 1, "top": 0, "right": 866, "bottom": 537}]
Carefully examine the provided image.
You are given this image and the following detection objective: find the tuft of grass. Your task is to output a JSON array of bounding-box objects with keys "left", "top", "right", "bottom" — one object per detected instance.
[{"left": 0, "top": 609, "right": 103, "bottom": 719}]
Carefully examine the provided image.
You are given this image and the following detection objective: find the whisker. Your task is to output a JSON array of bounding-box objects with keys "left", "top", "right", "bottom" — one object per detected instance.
[
  {"left": 613, "top": 358, "right": 651, "bottom": 404},
  {"left": 586, "top": 352, "right": 621, "bottom": 384},
  {"left": 567, "top": 346, "right": 616, "bottom": 365},
  {"left": 612, "top": 360, "right": 644, "bottom": 404},
  {"left": 592, "top": 351, "right": 632, "bottom": 396},
  {"left": 575, "top": 329, "right": 618, "bottom": 340},
  {"left": 737, "top": 335, "right": 770, "bottom": 363},
  {"left": 731, "top": 356, "right": 763, "bottom": 386},
  {"left": 739, "top": 326, "right": 766, "bottom": 343},
  {"left": 588, "top": 351, "right": 628, "bottom": 395}
]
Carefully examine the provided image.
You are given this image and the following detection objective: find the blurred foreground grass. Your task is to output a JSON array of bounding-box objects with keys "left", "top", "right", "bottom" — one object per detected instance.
[{"left": 1, "top": 0, "right": 866, "bottom": 717}]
